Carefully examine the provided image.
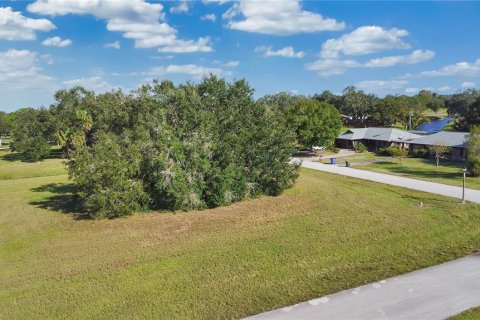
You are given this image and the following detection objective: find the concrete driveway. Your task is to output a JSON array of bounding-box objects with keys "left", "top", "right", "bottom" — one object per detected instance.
[
  {"left": 300, "top": 160, "right": 480, "bottom": 204},
  {"left": 246, "top": 254, "right": 480, "bottom": 320}
]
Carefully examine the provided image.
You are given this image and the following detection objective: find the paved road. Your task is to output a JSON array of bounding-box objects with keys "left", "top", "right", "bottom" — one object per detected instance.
[
  {"left": 300, "top": 160, "right": 480, "bottom": 204},
  {"left": 246, "top": 254, "right": 480, "bottom": 320}
]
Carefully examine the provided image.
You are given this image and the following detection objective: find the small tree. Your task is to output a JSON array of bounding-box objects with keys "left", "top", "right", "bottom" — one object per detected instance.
[
  {"left": 429, "top": 141, "right": 450, "bottom": 171},
  {"left": 467, "top": 125, "right": 480, "bottom": 177},
  {"left": 395, "top": 147, "right": 408, "bottom": 163}
]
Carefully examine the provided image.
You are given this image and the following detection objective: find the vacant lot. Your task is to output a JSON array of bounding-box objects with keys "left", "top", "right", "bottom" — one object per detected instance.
[{"left": 1, "top": 150, "right": 480, "bottom": 319}]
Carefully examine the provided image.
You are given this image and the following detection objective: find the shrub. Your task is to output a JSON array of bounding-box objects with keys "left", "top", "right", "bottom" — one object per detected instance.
[
  {"left": 329, "top": 146, "right": 340, "bottom": 153},
  {"left": 467, "top": 125, "right": 480, "bottom": 177},
  {"left": 68, "top": 132, "right": 147, "bottom": 218},
  {"left": 356, "top": 142, "right": 367, "bottom": 153},
  {"left": 10, "top": 107, "right": 53, "bottom": 161},
  {"left": 385, "top": 146, "right": 398, "bottom": 156},
  {"left": 467, "top": 156, "right": 480, "bottom": 177},
  {"left": 411, "top": 148, "right": 429, "bottom": 158},
  {"left": 376, "top": 147, "right": 387, "bottom": 156}
]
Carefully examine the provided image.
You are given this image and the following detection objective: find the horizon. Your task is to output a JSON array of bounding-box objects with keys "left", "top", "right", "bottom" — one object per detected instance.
[{"left": 1, "top": 0, "right": 479, "bottom": 112}]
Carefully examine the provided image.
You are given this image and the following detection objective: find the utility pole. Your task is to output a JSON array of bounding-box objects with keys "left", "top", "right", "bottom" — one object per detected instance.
[{"left": 408, "top": 110, "right": 413, "bottom": 131}]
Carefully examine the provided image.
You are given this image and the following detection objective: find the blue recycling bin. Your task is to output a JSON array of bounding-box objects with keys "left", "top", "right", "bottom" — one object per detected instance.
[{"left": 330, "top": 157, "right": 336, "bottom": 165}]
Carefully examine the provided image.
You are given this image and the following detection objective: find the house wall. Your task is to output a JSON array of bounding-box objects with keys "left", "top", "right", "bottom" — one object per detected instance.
[
  {"left": 335, "top": 139, "right": 354, "bottom": 149},
  {"left": 410, "top": 144, "right": 466, "bottom": 161}
]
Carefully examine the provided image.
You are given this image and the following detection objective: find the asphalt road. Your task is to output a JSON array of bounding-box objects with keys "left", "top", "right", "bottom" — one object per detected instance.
[
  {"left": 246, "top": 254, "right": 480, "bottom": 320},
  {"left": 300, "top": 160, "right": 480, "bottom": 204}
]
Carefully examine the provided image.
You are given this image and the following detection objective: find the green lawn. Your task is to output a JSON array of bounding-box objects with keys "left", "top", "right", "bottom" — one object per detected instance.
[
  {"left": 449, "top": 307, "right": 480, "bottom": 320},
  {"left": 1, "top": 153, "right": 480, "bottom": 319},
  {"left": 0, "top": 149, "right": 65, "bottom": 180},
  {"left": 358, "top": 155, "right": 480, "bottom": 190}
]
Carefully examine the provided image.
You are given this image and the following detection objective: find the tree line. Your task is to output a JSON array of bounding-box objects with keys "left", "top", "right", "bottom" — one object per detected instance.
[{"left": 2, "top": 78, "right": 480, "bottom": 217}]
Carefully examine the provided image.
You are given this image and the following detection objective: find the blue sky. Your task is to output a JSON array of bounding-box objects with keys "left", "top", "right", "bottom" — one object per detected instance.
[{"left": 1, "top": 0, "right": 479, "bottom": 112}]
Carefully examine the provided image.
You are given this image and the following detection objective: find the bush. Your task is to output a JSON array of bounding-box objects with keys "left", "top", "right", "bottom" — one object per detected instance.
[
  {"left": 329, "top": 146, "right": 340, "bottom": 153},
  {"left": 356, "top": 142, "right": 367, "bottom": 153},
  {"left": 467, "top": 156, "right": 480, "bottom": 177},
  {"left": 383, "top": 146, "right": 398, "bottom": 156},
  {"left": 10, "top": 107, "right": 54, "bottom": 161},
  {"left": 411, "top": 148, "right": 429, "bottom": 158},
  {"left": 376, "top": 147, "right": 387, "bottom": 156},
  {"left": 68, "top": 132, "right": 147, "bottom": 218},
  {"left": 24, "top": 136, "right": 51, "bottom": 162},
  {"left": 467, "top": 125, "right": 480, "bottom": 177}
]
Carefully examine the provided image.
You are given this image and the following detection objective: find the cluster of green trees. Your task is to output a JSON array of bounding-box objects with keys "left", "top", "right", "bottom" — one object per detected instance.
[
  {"left": 445, "top": 89, "right": 480, "bottom": 131},
  {"left": 4, "top": 78, "right": 480, "bottom": 216},
  {"left": 3, "top": 77, "right": 337, "bottom": 218},
  {"left": 63, "top": 77, "right": 309, "bottom": 217},
  {"left": 313, "top": 87, "right": 449, "bottom": 128}
]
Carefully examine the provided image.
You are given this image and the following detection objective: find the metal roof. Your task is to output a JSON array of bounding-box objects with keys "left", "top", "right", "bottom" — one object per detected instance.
[
  {"left": 337, "top": 128, "right": 421, "bottom": 143},
  {"left": 409, "top": 131, "right": 470, "bottom": 148}
]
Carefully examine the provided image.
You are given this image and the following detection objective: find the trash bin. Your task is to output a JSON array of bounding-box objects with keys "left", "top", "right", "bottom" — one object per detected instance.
[
  {"left": 330, "top": 157, "right": 336, "bottom": 165},
  {"left": 345, "top": 161, "right": 350, "bottom": 167}
]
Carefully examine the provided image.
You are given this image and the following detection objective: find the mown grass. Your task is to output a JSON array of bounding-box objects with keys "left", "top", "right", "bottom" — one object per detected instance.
[
  {"left": 1, "top": 153, "right": 480, "bottom": 319},
  {"left": 0, "top": 149, "right": 65, "bottom": 181},
  {"left": 359, "top": 156, "right": 480, "bottom": 190},
  {"left": 449, "top": 307, "right": 480, "bottom": 320}
]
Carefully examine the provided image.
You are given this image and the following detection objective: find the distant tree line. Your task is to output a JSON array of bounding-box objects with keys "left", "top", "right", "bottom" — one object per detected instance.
[{"left": 3, "top": 79, "right": 480, "bottom": 216}]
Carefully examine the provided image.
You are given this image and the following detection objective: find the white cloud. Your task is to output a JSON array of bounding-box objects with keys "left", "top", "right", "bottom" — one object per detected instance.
[
  {"left": 0, "top": 49, "right": 53, "bottom": 91},
  {"left": 438, "top": 86, "right": 451, "bottom": 92},
  {"left": 157, "top": 37, "right": 213, "bottom": 53},
  {"left": 42, "top": 36, "right": 72, "bottom": 47},
  {"left": 321, "top": 26, "right": 410, "bottom": 59},
  {"left": 461, "top": 81, "right": 476, "bottom": 88},
  {"left": 150, "top": 55, "right": 174, "bottom": 60},
  {"left": 418, "top": 59, "right": 480, "bottom": 77},
  {"left": 305, "top": 58, "right": 360, "bottom": 77},
  {"left": 404, "top": 87, "right": 419, "bottom": 94},
  {"left": 255, "top": 46, "right": 305, "bottom": 58},
  {"left": 223, "top": 0, "right": 345, "bottom": 36},
  {"left": 204, "top": 0, "right": 230, "bottom": 4},
  {"left": 0, "top": 6, "right": 55, "bottom": 40},
  {"left": 28, "top": 0, "right": 212, "bottom": 53},
  {"left": 365, "top": 50, "right": 435, "bottom": 68},
  {"left": 306, "top": 49, "right": 434, "bottom": 77},
  {"left": 62, "top": 76, "right": 116, "bottom": 92},
  {"left": 356, "top": 80, "right": 408, "bottom": 91},
  {"left": 104, "top": 40, "right": 120, "bottom": 49},
  {"left": 223, "top": 60, "right": 239, "bottom": 67},
  {"left": 170, "top": 1, "right": 189, "bottom": 14},
  {"left": 201, "top": 14, "right": 217, "bottom": 22},
  {"left": 40, "top": 54, "right": 54, "bottom": 65},
  {"left": 147, "top": 64, "right": 231, "bottom": 79}
]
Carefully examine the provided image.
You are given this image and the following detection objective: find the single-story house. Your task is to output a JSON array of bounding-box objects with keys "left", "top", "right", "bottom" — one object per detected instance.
[
  {"left": 335, "top": 128, "right": 422, "bottom": 150},
  {"left": 409, "top": 131, "right": 470, "bottom": 161}
]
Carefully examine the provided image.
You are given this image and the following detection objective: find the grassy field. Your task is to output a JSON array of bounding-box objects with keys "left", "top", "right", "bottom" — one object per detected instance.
[
  {"left": 449, "top": 307, "right": 480, "bottom": 320},
  {"left": 357, "top": 155, "right": 480, "bottom": 190},
  {"left": 2, "top": 151, "right": 480, "bottom": 319}
]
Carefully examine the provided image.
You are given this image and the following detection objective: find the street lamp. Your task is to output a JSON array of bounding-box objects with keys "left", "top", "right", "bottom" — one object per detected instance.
[{"left": 462, "top": 167, "right": 467, "bottom": 204}]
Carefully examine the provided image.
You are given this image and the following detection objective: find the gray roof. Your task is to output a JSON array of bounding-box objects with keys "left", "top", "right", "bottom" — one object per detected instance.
[
  {"left": 337, "top": 128, "right": 421, "bottom": 143},
  {"left": 410, "top": 131, "right": 470, "bottom": 148}
]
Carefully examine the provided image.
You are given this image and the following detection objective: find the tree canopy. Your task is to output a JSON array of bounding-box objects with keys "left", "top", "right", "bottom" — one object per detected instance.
[{"left": 64, "top": 76, "right": 300, "bottom": 217}]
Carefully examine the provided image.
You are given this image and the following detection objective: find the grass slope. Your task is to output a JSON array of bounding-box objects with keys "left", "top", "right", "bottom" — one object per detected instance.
[
  {"left": 1, "top": 152, "right": 480, "bottom": 319},
  {"left": 450, "top": 307, "right": 480, "bottom": 320}
]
